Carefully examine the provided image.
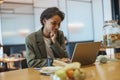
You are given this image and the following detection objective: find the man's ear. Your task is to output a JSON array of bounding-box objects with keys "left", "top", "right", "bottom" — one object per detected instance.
[{"left": 43, "top": 18, "right": 46, "bottom": 24}]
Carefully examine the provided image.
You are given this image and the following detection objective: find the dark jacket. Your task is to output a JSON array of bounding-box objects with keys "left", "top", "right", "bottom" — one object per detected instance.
[{"left": 25, "top": 28, "right": 68, "bottom": 68}]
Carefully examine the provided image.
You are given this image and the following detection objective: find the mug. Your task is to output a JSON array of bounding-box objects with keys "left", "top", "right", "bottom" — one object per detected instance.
[{"left": 47, "top": 58, "right": 53, "bottom": 66}]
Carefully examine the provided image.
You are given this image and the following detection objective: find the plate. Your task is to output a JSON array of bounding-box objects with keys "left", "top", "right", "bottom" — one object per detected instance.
[{"left": 39, "top": 66, "right": 62, "bottom": 75}]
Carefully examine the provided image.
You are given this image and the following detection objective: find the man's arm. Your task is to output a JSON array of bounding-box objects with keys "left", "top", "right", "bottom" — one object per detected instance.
[{"left": 25, "top": 37, "right": 47, "bottom": 68}]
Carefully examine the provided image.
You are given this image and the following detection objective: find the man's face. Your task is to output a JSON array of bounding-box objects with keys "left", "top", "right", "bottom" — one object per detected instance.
[{"left": 44, "top": 15, "right": 62, "bottom": 34}]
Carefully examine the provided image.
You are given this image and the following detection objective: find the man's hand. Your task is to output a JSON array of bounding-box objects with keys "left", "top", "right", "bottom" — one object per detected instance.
[
  {"left": 50, "top": 32, "right": 57, "bottom": 43},
  {"left": 59, "top": 58, "right": 71, "bottom": 63}
]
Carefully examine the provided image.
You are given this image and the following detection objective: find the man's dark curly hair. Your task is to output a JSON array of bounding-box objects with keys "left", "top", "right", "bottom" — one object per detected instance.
[{"left": 40, "top": 7, "right": 65, "bottom": 26}]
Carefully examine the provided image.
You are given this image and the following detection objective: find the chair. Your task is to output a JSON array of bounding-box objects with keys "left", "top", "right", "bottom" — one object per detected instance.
[
  {"left": 0, "top": 66, "right": 4, "bottom": 72},
  {"left": 10, "top": 53, "right": 22, "bottom": 58},
  {"left": 0, "top": 62, "right": 5, "bottom": 72},
  {"left": 21, "top": 51, "right": 28, "bottom": 68},
  {"left": 8, "top": 53, "right": 23, "bottom": 70}
]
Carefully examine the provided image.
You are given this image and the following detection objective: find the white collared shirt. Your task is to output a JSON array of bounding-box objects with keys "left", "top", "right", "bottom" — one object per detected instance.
[{"left": 43, "top": 37, "right": 54, "bottom": 58}]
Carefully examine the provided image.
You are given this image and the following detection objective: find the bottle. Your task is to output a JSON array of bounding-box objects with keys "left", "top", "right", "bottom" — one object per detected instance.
[{"left": 103, "top": 20, "right": 120, "bottom": 48}]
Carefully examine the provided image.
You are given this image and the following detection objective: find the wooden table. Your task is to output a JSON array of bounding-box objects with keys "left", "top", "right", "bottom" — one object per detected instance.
[
  {"left": 0, "top": 57, "right": 25, "bottom": 70},
  {"left": 0, "top": 56, "right": 120, "bottom": 80},
  {"left": 0, "top": 68, "right": 42, "bottom": 80},
  {"left": 83, "top": 61, "right": 120, "bottom": 80},
  {"left": 0, "top": 57, "right": 25, "bottom": 62}
]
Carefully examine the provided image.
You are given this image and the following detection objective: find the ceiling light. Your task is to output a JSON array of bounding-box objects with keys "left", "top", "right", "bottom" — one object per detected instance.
[{"left": 0, "top": 0, "right": 4, "bottom": 4}]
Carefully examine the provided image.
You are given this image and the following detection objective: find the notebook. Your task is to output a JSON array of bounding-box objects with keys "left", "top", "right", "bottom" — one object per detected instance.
[{"left": 71, "top": 42, "right": 101, "bottom": 66}]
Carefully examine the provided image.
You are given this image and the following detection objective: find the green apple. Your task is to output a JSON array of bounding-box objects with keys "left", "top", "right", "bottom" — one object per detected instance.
[
  {"left": 74, "top": 69, "right": 86, "bottom": 80},
  {"left": 55, "top": 69, "right": 67, "bottom": 80}
]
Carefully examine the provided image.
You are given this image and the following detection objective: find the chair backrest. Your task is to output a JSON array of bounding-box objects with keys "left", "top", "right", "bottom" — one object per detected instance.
[
  {"left": 3, "top": 53, "right": 8, "bottom": 58},
  {"left": 9, "top": 53, "right": 23, "bottom": 70},
  {"left": 0, "top": 66, "right": 4, "bottom": 72},
  {"left": 21, "top": 51, "right": 28, "bottom": 68},
  {"left": 22, "top": 51, "right": 26, "bottom": 58},
  {"left": 10, "top": 53, "right": 22, "bottom": 58}
]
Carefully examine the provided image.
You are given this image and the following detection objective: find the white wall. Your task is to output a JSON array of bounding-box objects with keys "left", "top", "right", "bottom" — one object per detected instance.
[
  {"left": 0, "top": 15, "right": 3, "bottom": 58},
  {"left": 1, "top": 3, "right": 34, "bottom": 45},
  {"left": 58, "top": 0, "right": 68, "bottom": 37},
  {"left": 67, "top": 0, "right": 93, "bottom": 42},
  {"left": 4, "top": 0, "right": 33, "bottom": 3},
  {"left": 102, "top": 0, "right": 112, "bottom": 21},
  {"left": 92, "top": 0, "right": 104, "bottom": 42},
  {"left": 92, "top": 0, "right": 112, "bottom": 41},
  {"left": 0, "top": 0, "right": 112, "bottom": 45}
]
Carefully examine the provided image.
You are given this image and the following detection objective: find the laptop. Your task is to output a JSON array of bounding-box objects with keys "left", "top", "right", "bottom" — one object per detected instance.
[{"left": 71, "top": 42, "right": 101, "bottom": 66}]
